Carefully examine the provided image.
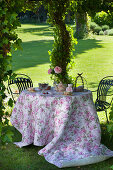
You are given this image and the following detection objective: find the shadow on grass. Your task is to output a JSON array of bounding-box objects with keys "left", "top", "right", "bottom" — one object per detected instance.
[
  {"left": 33, "top": 30, "right": 54, "bottom": 37},
  {"left": 13, "top": 24, "right": 104, "bottom": 72},
  {"left": 88, "top": 82, "right": 99, "bottom": 89},
  {"left": 17, "top": 25, "right": 54, "bottom": 37},
  {"left": 74, "top": 39, "right": 102, "bottom": 57},
  {"left": 13, "top": 39, "right": 103, "bottom": 72},
  {"left": 12, "top": 39, "right": 54, "bottom": 71},
  {"left": 18, "top": 26, "right": 50, "bottom": 33}
]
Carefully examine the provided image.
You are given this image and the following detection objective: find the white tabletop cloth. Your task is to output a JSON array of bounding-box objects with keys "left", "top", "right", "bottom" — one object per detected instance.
[{"left": 10, "top": 88, "right": 113, "bottom": 168}]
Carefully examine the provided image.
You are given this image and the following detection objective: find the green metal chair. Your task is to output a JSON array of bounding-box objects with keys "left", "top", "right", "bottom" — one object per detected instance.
[
  {"left": 7, "top": 74, "right": 33, "bottom": 103},
  {"left": 94, "top": 76, "right": 113, "bottom": 123}
]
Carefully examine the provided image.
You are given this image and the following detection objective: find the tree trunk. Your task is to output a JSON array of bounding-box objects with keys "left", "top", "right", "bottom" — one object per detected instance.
[{"left": 75, "top": 12, "right": 89, "bottom": 39}]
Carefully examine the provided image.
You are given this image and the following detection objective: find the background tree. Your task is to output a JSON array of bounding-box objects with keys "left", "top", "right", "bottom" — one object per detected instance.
[{"left": 74, "top": 0, "right": 113, "bottom": 39}]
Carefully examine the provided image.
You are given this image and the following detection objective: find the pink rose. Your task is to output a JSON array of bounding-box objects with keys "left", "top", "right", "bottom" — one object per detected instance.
[
  {"left": 54, "top": 66, "right": 62, "bottom": 74},
  {"left": 48, "top": 68, "right": 52, "bottom": 74}
]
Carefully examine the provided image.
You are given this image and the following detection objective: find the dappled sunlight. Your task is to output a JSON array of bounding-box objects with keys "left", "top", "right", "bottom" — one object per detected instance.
[
  {"left": 73, "top": 39, "right": 103, "bottom": 57},
  {"left": 16, "top": 24, "right": 54, "bottom": 42},
  {"left": 13, "top": 24, "right": 113, "bottom": 99}
]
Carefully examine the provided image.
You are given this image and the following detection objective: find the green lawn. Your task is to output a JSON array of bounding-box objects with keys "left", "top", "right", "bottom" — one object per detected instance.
[
  {"left": 12, "top": 23, "right": 113, "bottom": 122},
  {"left": 1, "top": 23, "right": 113, "bottom": 170}
]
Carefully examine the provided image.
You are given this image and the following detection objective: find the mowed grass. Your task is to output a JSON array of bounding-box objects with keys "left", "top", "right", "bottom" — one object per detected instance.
[
  {"left": 1, "top": 23, "right": 113, "bottom": 170},
  {"left": 12, "top": 24, "right": 54, "bottom": 86}
]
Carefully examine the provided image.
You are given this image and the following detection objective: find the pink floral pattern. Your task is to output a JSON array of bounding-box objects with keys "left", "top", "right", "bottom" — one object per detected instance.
[{"left": 10, "top": 89, "right": 113, "bottom": 168}]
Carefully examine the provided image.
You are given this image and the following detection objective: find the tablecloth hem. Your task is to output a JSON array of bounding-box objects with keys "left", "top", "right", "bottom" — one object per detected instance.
[
  {"left": 13, "top": 142, "right": 33, "bottom": 148},
  {"left": 42, "top": 155, "right": 112, "bottom": 168}
]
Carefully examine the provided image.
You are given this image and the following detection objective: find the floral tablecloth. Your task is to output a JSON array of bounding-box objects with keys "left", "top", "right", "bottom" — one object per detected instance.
[{"left": 10, "top": 88, "right": 113, "bottom": 168}]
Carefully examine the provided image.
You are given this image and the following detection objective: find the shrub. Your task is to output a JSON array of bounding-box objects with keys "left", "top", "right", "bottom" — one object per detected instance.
[
  {"left": 99, "top": 31, "right": 104, "bottom": 35},
  {"left": 90, "top": 22, "right": 97, "bottom": 32},
  {"left": 104, "top": 30, "right": 109, "bottom": 35},
  {"left": 109, "top": 29, "right": 113, "bottom": 36},
  {"left": 94, "top": 11, "right": 108, "bottom": 26},
  {"left": 102, "top": 25, "right": 109, "bottom": 31},
  {"left": 94, "top": 26, "right": 102, "bottom": 34},
  {"left": 107, "top": 11, "right": 113, "bottom": 28}
]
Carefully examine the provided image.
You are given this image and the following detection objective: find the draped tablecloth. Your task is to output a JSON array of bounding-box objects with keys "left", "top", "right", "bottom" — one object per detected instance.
[{"left": 10, "top": 88, "right": 113, "bottom": 168}]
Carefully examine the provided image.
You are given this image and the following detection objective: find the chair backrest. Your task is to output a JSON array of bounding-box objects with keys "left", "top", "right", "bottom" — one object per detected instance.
[
  {"left": 8, "top": 74, "right": 33, "bottom": 102},
  {"left": 97, "top": 76, "right": 113, "bottom": 102}
]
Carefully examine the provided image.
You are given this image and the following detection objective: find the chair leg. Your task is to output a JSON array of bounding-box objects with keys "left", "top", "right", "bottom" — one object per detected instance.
[{"left": 105, "top": 109, "right": 109, "bottom": 124}]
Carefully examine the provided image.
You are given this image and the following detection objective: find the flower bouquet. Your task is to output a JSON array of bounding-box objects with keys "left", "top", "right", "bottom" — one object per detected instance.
[{"left": 48, "top": 66, "right": 67, "bottom": 91}]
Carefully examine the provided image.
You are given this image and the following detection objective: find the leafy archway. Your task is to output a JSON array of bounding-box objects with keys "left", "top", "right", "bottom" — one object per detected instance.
[{"left": 0, "top": 0, "right": 77, "bottom": 144}]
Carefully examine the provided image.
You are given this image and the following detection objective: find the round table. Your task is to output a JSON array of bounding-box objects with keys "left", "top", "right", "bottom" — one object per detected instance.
[{"left": 10, "top": 88, "right": 113, "bottom": 168}]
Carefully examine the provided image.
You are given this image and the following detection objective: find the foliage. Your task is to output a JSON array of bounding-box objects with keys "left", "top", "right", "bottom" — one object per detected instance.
[
  {"left": 45, "top": 0, "right": 77, "bottom": 84},
  {"left": 93, "top": 10, "right": 113, "bottom": 28},
  {"left": 104, "top": 30, "right": 109, "bottom": 35},
  {"left": 0, "top": 0, "right": 26, "bottom": 145},
  {"left": 109, "top": 29, "right": 113, "bottom": 36},
  {"left": 107, "top": 11, "right": 113, "bottom": 28},
  {"left": 102, "top": 25, "right": 109, "bottom": 31},
  {"left": 93, "top": 11, "right": 108, "bottom": 26},
  {"left": 99, "top": 30, "right": 104, "bottom": 35},
  {"left": 73, "top": 0, "right": 112, "bottom": 39},
  {"left": 94, "top": 25, "right": 102, "bottom": 34},
  {"left": 0, "top": 0, "right": 46, "bottom": 145},
  {"left": 106, "top": 104, "right": 113, "bottom": 140},
  {"left": 90, "top": 22, "right": 98, "bottom": 32}
]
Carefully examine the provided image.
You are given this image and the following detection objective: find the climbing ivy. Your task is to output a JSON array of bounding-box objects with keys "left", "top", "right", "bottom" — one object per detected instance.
[
  {"left": 0, "top": 0, "right": 77, "bottom": 145},
  {"left": 45, "top": 0, "right": 77, "bottom": 84},
  {"left": 0, "top": 0, "right": 24, "bottom": 145}
]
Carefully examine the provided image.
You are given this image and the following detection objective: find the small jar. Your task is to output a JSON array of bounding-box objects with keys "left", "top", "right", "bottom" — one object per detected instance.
[{"left": 66, "top": 84, "right": 73, "bottom": 92}]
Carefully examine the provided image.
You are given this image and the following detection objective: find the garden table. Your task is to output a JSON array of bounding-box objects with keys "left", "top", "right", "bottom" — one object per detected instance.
[{"left": 10, "top": 88, "right": 113, "bottom": 168}]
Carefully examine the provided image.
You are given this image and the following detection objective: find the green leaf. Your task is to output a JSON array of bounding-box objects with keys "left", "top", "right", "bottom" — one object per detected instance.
[
  {"left": 6, "top": 64, "right": 12, "bottom": 71},
  {"left": 110, "top": 165, "right": 113, "bottom": 169},
  {"left": 2, "top": 28, "right": 9, "bottom": 33},
  {"left": 3, "top": 75, "right": 8, "bottom": 81},
  {"left": 0, "top": 122, "right": 3, "bottom": 137},
  {"left": 4, "top": 20, "right": 8, "bottom": 25},
  {"left": 0, "top": 54, "right": 3, "bottom": 58},
  {"left": 3, "top": 38, "right": 8, "bottom": 44},
  {"left": 10, "top": 73, "right": 17, "bottom": 79},
  {"left": 11, "top": 13, "right": 18, "bottom": 20},
  {"left": 4, "top": 118, "right": 9, "bottom": 125},
  {"left": 5, "top": 111, "right": 9, "bottom": 116},
  {"left": 8, "top": 98, "right": 13, "bottom": 107},
  {"left": 107, "top": 124, "right": 113, "bottom": 133},
  {"left": 0, "top": 90, "right": 4, "bottom": 95}
]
